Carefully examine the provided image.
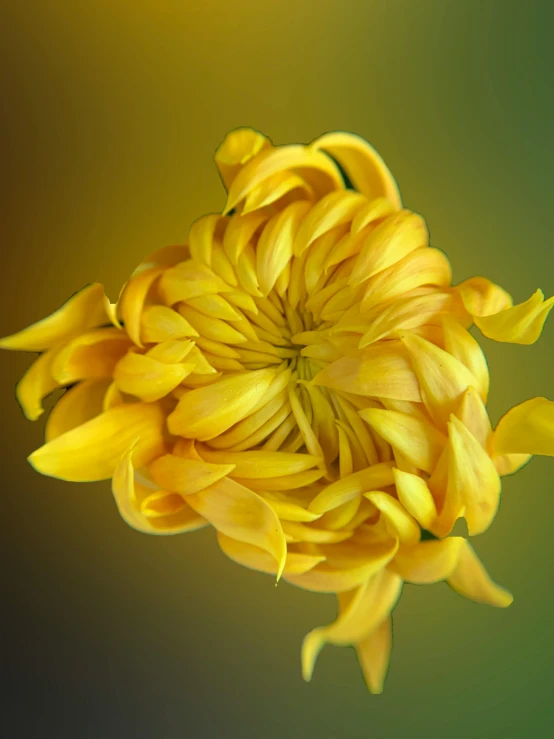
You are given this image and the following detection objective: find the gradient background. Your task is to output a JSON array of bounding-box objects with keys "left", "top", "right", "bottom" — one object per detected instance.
[{"left": 2, "top": 1, "right": 554, "bottom": 737}]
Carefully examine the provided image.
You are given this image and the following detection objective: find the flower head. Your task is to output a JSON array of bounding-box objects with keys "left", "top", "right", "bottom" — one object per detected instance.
[{"left": 3, "top": 127, "right": 554, "bottom": 692}]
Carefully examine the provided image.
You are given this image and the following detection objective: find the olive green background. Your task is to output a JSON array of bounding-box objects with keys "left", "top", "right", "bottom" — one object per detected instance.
[{"left": 2, "top": 1, "right": 553, "bottom": 737}]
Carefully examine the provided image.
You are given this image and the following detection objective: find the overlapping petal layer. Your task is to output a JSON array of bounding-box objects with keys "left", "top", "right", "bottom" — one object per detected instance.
[{"left": 2, "top": 127, "right": 551, "bottom": 693}]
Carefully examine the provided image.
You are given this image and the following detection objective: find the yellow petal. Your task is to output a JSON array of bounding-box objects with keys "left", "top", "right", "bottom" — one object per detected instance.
[
  {"left": 256, "top": 200, "right": 312, "bottom": 295},
  {"left": 359, "top": 407, "right": 446, "bottom": 474},
  {"left": 456, "top": 276, "right": 512, "bottom": 317},
  {"left": 366, "top": 492, "right": 421, "bottom": 544},
  {"left": 223, "top": 145, "right": 343, "bottom": 215},
  {"left": 261, "top": 495, "right": 321, "bottom": 523},
  {"left": 29, "top": 403, "right": 167, "bottom": 482},
  {"left": 356, "top": 616, "right": 393, "bottom": 694},
  {"left": 188, "top": 214, "right": 227, "bottom": 267},
  {"left": 148, "top": 453, "right": 235, "bottom": 494},
  {"left": 119, "top": 267, "right": 165, "bottom": 347},
  {"left": 492, "top": 397, "right": 554, "bottom": 457},
  {"left": 131, "top": 244, "right": 189, "bottom": 277},
  {"left": 236, "top": 469, "right": 326, "bottom": 492},
  {"left": 196, "top": 447, "right": 321, "bottom": 478},
  {"left": 390, "top": 537, "right": 465, "bottom": 584},
  {"left": 223, "top": 210, "right": 269, "bottom": 264},
  {"left": 312, "top": 343, "right": 421, "bottom": 402},
  {"left": 146, "top": 339, "right": 195, "bottom": 364},
  {"left": 140, "top": 305, "right": 199, "bottom": 342},
  {"left": 168, "top": 368, "right": 275, "bottom": 440},
  {"left": 301, "top": 569, "right": 402, "bottom": 682},
  {"left": 215, "top": 127, "right": 272, "bottom": 190},
  {"left": 178, "top": 304, "right": 247, "bottom": 344},
  {"left": 448, "top": 414, "right": 501, "bottom": 535},
  {"left": 15, "top": 347, "right": 62, "bottom": 421},
  {"left": 112, "top": 445, "right": 207, "bottom": 535},
  {"left": 0, "top": 283, "right": 111, "bottom": 352},
  {"left": 311, "top": 132, "right": 402, "bottom": 208},
  {"left": 493, "top": 453, "right": 532, "bottom": 477},
  {"left": 392, "top": 468, "right": 437, "bottom": 529},
  {"left": 45, "top": 378, "right": 112, "bottom": 441},
  {"left": 454, "top": 386, "right": 491, "bottom": 448},
  {"left": 186, "top": 477, "right": 287, "bottom": 580},
  {"left": 218, "top": 533, "right": 324, "bottom": 576},
  {"left": 308, "top": 462, "right": 395, "bottom": 514},
  {"left": 293, "top": 190, "right": 366, "bottom": 257},
  {"left": 113, "top": 352, "right": 193, "bottom": 402},
  {"left": 243, "top": 171, "right": 313, "bottom": 213},
  {"left": 401, "top": 331, "right": 476, "bottom": 428},
  {"left": 442, "top": 316, "right": 489, "bottom": 400},
  {"left": 447, "top": 540, "right": 513, "bottom": 607},
  {"left": 349, "top": 211, "right": 428, "bottom": 286},
  {"left": 50, "top": 328, "right": 132, "bottom": 385},
  {"left": 473, "top": 289, "right": 554, "bottom": 344},
  {"left": 361, "top": 247, "right": 452, "bottom": 312},
  {"left": 158, "top": 261, "right": 231, "bottom": 306}
]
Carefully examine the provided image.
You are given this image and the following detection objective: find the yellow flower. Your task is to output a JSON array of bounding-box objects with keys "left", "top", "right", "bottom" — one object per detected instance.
[{"left": 3, "top": 127, "right": 554, "bottom": 693}]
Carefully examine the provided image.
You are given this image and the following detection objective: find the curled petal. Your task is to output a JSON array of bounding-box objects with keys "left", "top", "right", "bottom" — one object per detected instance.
[
  {"left": 218, "top": 533, "right": 324, "bottom": 576},
  {"left": 392, "top": 468, "right": 437, "bottom": 529},
  {"left": 215, "top": 127, "right": 272, "bottom": 190},
  {"left": 366, "top": 492, "right": 420, "bottom": 544},
  {"left": 311, "top": 132, "right": 402, "bottom": 208},
  {"left": 356, "top": 617, "right": 393, "bottom": 694},
  {"left": 45, "top": 378, "right": 112, "bottom": 441},
  {"left": 15, "top": 346, "right": 63, "bottom": 421},
  {"left": 390, "top": 537, "right": 465, "bottom": 584},
  {"left": 473, "top": 289, "right": 554, "bottom": 345},
  {"left": 309, "top": 462, "right": 395, "bottom": 514},
  {"left": 149, "top": 454, "right": 235, "bottom": 495},
  {"left": 196, "top": 447, "right": 321, "bottom": 478},
  {"left": 447, "top": 540, "right": 513, "bottom": 607},
  {"left": 492, "top": 397, "right": 554, "bottom": 457},
  {"left": 119, "top": 267, "right": 165, "bottom": 347},
  {"left": 29, "top": 403, "right": 167, "bottom": 482},
  {"left": 185, "top": 477, "right": 287, "bottom": 580},
  {"left": 301, "top": 569, "right": 402, "bottom": 681},
  {"left": 0, "top": 283, "right": 111, "bottom": 352},
  {"left": 456, "top": 276, "right": 512, "bottom": 317}
]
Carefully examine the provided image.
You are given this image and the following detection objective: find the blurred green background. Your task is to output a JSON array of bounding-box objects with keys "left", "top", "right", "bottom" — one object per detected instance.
[{"left": 2, "top": 1, "right": 554, "bottom": 737}]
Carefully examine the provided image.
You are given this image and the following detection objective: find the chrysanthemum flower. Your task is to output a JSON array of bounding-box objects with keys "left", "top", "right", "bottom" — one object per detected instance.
[{"left": 3, "top": 127, "right": 554, "bottom": 692}]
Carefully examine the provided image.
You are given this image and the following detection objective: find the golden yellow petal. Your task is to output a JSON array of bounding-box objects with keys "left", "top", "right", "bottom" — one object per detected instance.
[
  {"left": 492, "top": 397, "right": 554, "bottom": 457},
  {"left": 140, "top": 305, "right": 199, "bottom": 342},
  {"left": 473, "top": 289, "right": 554, "bottom": 344},
  {"left": 188, "top": 214, "right": 227, "bottom": 267},
  {"left": 196, "top": 447, "right": 321, "bottom": 478},
  {"left": 308, "top": 462, "right": 395, "bottom": 514},
  {"left": 158, "top": 261, "right": 231, "bottom": 306},
  {"left": 294, "top": 190, "right": 366, "bottom": 257},
  {"left": 447, "top": 540, "right": 513, "bottom": 607},
  {"left": 50, "top": 328, "right": 132, "bottom": 385},
  {"left": 168, "top": 368, "right": 276, "bottom": 440},
  {"left": 113, "top": 352, "right": 193, "bottom": 402},
  {"left": 217, "top": 533, "right": 324, "bottom": 576},
  {"left": 456, "top": 276, "right": 512, "bottom": 317},
  {"left": 29, "top": 403, "right": 167, "bottom": 482},
  {"left": 390, "top": 537, "right": 465, "bottom": 583},
  {"left": 148, "top": 453, "right": 235, "bottom": 494},
  {"left": 400, "top": 331, "right": 476, "bottom": 428},
  {"left": 366, "top": 492, "right": 421, "bottom": 544},
  {"left": 45, "top": 378, "right": 112, "bottom": 441},
  {"left": 186, "top": 477, "right": 287, "bottom": 580},
  {"left": 215, "top": 127, "right": 272, "bottom": 190},
  {"left": 311, "top": 132, "right": 402, "bottom": 208},
  {"left": 0, "top": 283, "right": 111, "bottom": 352},
  {"left": 119, "top": 267, "right": 165, "bottom": 347},
  {"left": 15, "top": 347, "right": 62, "bottom": 421},
  {"left": 392, "top": 468, "right": 437, "bottom": 529},
  {"left": 447, "top": 415, "right": 501, "bottom": 535},
  {"left": 359, "top": 407, "right": 446, "bottom": 473},
  {"left": 356, "top": 617, "right": 393, "bottom": 694},
  {"left": 442, "top": 316, "right": 489, "bottom": 400},
  {"left": 178, "top": 304, "right": 247, "bottom": 344},
  {"left": 312, "top": 343, "right": 422, "bottom": 402}
]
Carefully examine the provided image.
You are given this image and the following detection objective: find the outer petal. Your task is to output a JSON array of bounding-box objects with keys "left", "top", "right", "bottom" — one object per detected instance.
[
  {"left": 218, "top": 533, "right": 325, "bottom": 575},
  {"left": 196, "top": 447, "right": 321, "bottom": 478},
  {"left": 301, "top": 569, "right": 402, "bottom": 681},
  {"left": 442, "top": 316, "right": 490, "bottom": 401},
  {"left": 113, "top": 352, "right": 194, "bottom": 402},
  {"left": 0, "top": 283, "right": 111, "bottom": 352},
  {"left": 148, "top": 454, "right": 235, "bottom": 495},
  {"left": 185, "top": 477, "right": 287, "bottom": 580},
  {"left": 365, "top": 492, "right": 421, "bottom": 544},
  {"left": 473, "top": 289, "right": 554, "bottom": 344},
  {"left": 215, "top": 127, "right": 272, "bottom": 190},
  {"left": 308, "top": 462, "right": 395, "bottom": 514},
  {"left": 45, "top": 378, "right": 112, "bottom": 441},
  {"left": 492, "top": 397, "right": 554, "bottom": 457},
  {"left": 119, "top": 267, "right": 165, "bottom": 347},
  {"left": 456, "top": 276, "right": 512, "bottom": 317},
  {"left": 447, "top": 540, "right": 513, "bottom": 607},
  {"left": 392, "top": 468, "right": 437, "bottom": 529},
  {"left": 15, "top": 346, "right": 62, "bottom": 421},
  {"left": 112, "top": 445, "right": 207, "bottom": 535},
  {"left": 311, "top": 132, "right": 402, "bottom": 208},
  {"left": 29, "top": 403, "right": 167, "bottom": 482},
  {"left": 356, "top": 616, "right": 393, "bottom": 694},
  {"left": 389, "top": 537, "right": 465, "bottom": 584},
  {"left": 448, "top": 415, "right": 501, "bottom": 535}
]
